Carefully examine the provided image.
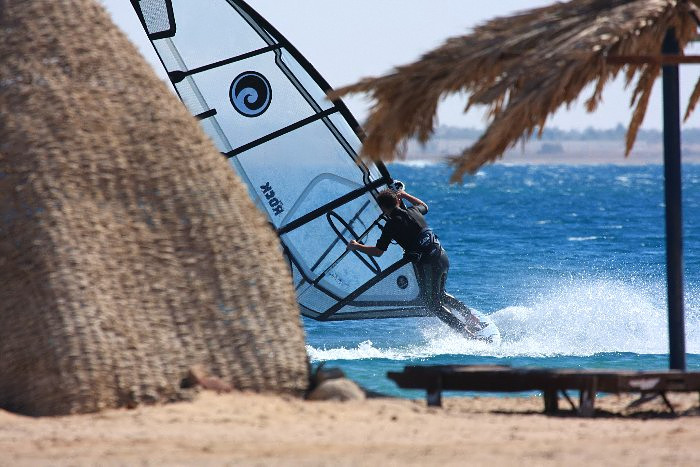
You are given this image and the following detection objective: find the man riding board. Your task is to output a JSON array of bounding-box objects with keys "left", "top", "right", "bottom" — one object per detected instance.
[{"left": 346, "top": 185, "right": 482, "bottom": 335}]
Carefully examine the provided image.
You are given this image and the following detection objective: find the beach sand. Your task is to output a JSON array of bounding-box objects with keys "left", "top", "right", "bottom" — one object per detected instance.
[{"left": 1, "top": 390, "right": 698, "bottom": 466}]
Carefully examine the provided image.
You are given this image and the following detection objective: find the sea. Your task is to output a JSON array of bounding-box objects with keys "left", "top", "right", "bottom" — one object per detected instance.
[{"left": 303, "top": 162, "right": 700, "bottom": 397}]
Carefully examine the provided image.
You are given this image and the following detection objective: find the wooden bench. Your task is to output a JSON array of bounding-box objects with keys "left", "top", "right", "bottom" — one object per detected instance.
[{"left": 387, "top": 365, "right": 700, "bottom": 416}]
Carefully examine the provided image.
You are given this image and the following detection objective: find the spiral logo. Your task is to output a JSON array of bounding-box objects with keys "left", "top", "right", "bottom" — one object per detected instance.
[
  {"left": 230, "top": 71, "right": 272, "bottom": 117},
  {"left": 396, "top": 275, "right": 409, "bottom": 290}
]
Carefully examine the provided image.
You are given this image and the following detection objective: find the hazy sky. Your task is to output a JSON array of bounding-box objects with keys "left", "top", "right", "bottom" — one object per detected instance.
[{"left": 101, "top": 0, "right": 699, "bottom": 130}]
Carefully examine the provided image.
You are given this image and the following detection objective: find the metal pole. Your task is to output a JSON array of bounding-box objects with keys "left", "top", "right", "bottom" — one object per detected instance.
[{"left": 661, "top": 28, "right": 685, "bottom": 370}]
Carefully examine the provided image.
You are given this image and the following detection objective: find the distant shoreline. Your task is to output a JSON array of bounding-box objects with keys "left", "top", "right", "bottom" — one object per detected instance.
[
  {"left": 404, "top": 138, "right": 700, "bottom": 166},
  {"left": 396, "top": 155, "right": 700, "bottom": 166}
]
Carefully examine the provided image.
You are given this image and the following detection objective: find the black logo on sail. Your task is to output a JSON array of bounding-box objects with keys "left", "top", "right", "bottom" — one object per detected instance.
[
  {"left": 230, "top": 71, "right": 272, "bottom": 117},
  {"left": 260, "top": 182, "right": 284, "bottom": 216}
]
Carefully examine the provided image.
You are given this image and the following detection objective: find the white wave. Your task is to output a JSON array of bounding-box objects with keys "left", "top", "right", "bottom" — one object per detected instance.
[
  {"left": 307, "top": 340, "right": 410, "bottom": 361},
  {"left": 388, "top": 159, "right": 439, "bottom": 168},
  {"left": 567, "top": 236, "right": 598, "bottom": 241},
  {"left": 307, "top": 330, "right": 496, "bottom": 362},
  {"left": 307, "top": 279, "right": 700, "bottom": 361}
]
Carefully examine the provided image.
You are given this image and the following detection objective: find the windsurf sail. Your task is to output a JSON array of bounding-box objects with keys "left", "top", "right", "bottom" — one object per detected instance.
[{"left": 130, "top": 0, "right": 430, "bottom": 321}]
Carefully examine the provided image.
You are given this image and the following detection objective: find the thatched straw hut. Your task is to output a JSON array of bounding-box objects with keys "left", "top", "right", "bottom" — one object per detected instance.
[
  {"left": 0, "top": 0, "right": 308, "bottom": 416},
  {"left": 333, "top": 0, "right": 700, "bottom": 180}
]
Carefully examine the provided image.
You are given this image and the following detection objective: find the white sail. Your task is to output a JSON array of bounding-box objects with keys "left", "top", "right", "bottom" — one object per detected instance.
[{"left": 131, "top": 0, "right": 429, "bottom": 321}]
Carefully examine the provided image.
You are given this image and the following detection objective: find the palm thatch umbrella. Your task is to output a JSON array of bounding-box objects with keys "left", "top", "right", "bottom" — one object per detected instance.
[
  {"left": 333, "top": 0, "right": 700, "bottom": 370},
  {"left": 333, "top": 0, "right": 699, "bottom": 178},
  {"left": 0, "top": 0, "right": 308, "bottom": 416}
]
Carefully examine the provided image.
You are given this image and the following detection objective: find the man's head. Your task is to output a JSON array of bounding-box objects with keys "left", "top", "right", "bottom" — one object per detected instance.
[{"left": 376, "top": 189, "right": 399, "bottom": 214}]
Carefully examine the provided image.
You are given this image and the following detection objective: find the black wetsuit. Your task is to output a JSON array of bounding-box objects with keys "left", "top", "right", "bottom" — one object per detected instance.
[{"left": 376, "top": 205, "right": 452, "bottom": 322}]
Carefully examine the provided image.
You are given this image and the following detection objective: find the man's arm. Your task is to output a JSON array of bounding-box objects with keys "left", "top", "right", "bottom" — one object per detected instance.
[
  {"left": 398, "top": 190, "right": 428, "bottom": 213},
  {"left": 347, "top": 240, "right": 384, "bottom": 256}
]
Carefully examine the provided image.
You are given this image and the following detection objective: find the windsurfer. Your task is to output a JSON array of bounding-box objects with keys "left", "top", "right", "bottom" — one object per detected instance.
[{"left": 347, "top": 188, "right": 477, "bottom": 334}]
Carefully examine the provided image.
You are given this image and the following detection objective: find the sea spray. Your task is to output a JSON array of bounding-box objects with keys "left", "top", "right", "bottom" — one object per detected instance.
[{"left": 491, "top": 278, "right": 670, "bottom": 356}]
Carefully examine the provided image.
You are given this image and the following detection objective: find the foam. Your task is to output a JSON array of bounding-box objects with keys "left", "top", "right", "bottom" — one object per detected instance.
[
  {"left": 388, "top": 159, "right": 440, "bottom": 168},
  {"left": 567, "top": 236, "right": 599, "bottom": 241}
]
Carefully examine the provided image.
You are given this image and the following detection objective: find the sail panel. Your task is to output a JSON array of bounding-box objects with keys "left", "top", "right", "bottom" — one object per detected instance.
[
  {"left": 199, "top": 114, "right": 234, "bottom": 153},
  {"left": 173, "top": 75, "right": 211, "bottom": 117},
  {"left": 277, "top": 51, "right": 335, "bottom": 113},
  {"left": 139, "top": 0, "right": 176, "bottom": 39},
  {"left": 151, "top": 37, "right": 186, "bottom": 72},
  {"left": 355, "top": 262, "right": 422, "bottom": 302},
  {"left": 235, "top": 120, "right": 377, "bottom": 227},
  {"left": 167, "top": 0, "right": 272, "bottom": 69},
  {"left": 189, "top": 54, "right": 320, "bottom": 148},
  {"left": 284, "top": 198, "right": 380, "bottom": 288},
  {"left": 326, "top": 113, "right": 368, "bottom": 169}
]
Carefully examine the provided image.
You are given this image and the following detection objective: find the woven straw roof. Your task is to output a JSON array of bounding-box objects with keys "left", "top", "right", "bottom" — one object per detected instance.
[
  {"left": 0, "top": 0, "right": 308, "bottom": 415},
  {"left": 332, "top": 0, "right": 700, "bottom": 180}
]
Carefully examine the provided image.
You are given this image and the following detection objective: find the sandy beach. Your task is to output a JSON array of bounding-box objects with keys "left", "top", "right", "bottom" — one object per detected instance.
[{"left": 1, "top": 390, "right": 698, "bottom": 466}]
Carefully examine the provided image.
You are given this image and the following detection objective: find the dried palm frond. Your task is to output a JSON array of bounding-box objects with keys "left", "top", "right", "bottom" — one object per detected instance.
[
  {"left": 685, "top": 76, "right": 700, "bottom": 120},
  {"left": 331, "top": 0, "right": 699, "bottom": 180}
]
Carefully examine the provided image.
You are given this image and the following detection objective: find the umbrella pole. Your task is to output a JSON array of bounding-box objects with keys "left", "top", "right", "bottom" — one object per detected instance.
[{"left": 661, "top": 28, "right": 685, "bottom": 371}]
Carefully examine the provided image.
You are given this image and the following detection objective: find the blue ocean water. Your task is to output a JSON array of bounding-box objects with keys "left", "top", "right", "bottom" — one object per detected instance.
[{"left": 303, "top": 162, "right": 700, "bottom": 397}]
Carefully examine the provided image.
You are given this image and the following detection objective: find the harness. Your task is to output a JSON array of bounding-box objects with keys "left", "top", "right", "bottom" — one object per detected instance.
[{"left": 415, "top": 227, "right": 442, "bottom": 261}]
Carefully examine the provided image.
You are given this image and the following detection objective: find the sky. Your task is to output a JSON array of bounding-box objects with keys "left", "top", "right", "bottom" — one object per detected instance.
[{"left": 101, "top": 0, "right": 700, "bottom": 131}]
